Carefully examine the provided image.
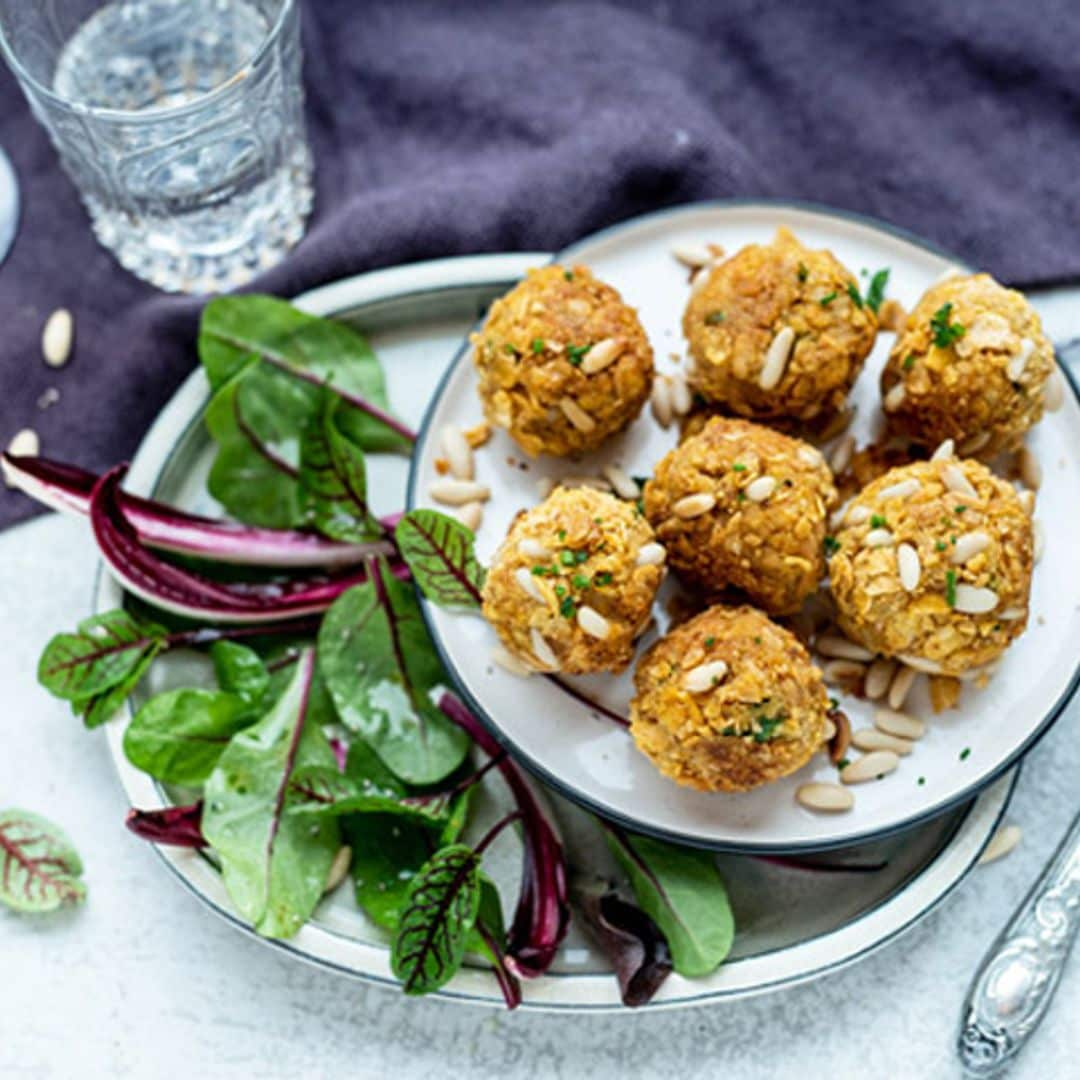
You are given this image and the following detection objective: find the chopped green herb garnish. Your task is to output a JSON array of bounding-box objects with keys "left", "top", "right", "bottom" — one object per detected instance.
[
  {"left": 704, "top": 636, "right": 716, "bottom": 648},
  {"left": 531, "top": 564, "right": 557, "bottom": 576},
  {"left": 753, "top": 636, "right": 763, "bottom": 645},
  {"left": 837, "top": 758, "right": 850, "bottom": 770},
  {"left": 736, "top": 492, "right": 747, "bottom": 503},
  {"left": 870, "top": 514, "right": 888, "bottom": 529},
  {"left": 566, "top": 342, "right": 592, "bottom": 366},
  {"left": 959, "top": 747, "right": 971, "bottom": 761},
  {"left": 635, "top": 498, "right": 644, "bottom": 516},
  {"left": 632, "top": 475, "right": 650, "bottom": 489},
  {"left": 593, "top": 571, "right": 613, "bottom": 587},
  {"left": 559, "top": 550, "right": 575, "bottom": 567},
  {"left": 531, "top": 338, "right": 545, "bottom": 354},
  {"left": 935, "top": 540, "right": 947, "bottom": 552},
  {"left": 554, "top": 584, "right": 566, "bottom": 597},
  {"left": 865, "top": 268, "right": 889, "bottom": 314},
  {"left": 752, "top": 713, "right": 786, "bottom": 743},
  {"left": 945, "top": 569, "right": 958, "bottom": 607},
  {"left": 828, "top": 696, "right": 839, "bottom": 710},
  {"left": 819, "top": 291, "right": 838, "bottom": 307},
  {"left": 918, "top": 776, "right": 926, "bottom": 786},
  {"left": 902, "top": 353, "right": 916, "bottom": 371},
  {"left": 557, "top": 529, "right": 567, "bottom": 541},
  {"left": 824, "top": 535, "right": 841, "bottom": 555},
  {"left": 930, "top": 302, "right": 965, "bottom": 348},
  {"left": 797, "top": 262, "right": 809, "bottom": 283},
  {"left": 846, "top": 282, "right": 864, "bottom": 308},
  {"left": 571, "top": 573, "right": 591, "bottom": 590},
  {"left": 559, "top": 596, "right": 576, "bottom": 619},
  {"left": 563, "top": 269, "right": 574, "bottom": 282},
  {"left": 954, "top": 504, "right": 967, "bottom": 514},
  {"left": 721, "top": 725, "right": 737, "bottom": 736},
  {"left": 704, "top": 310, "right": 726, "bottom": 326},
  {"left": 502, "top": 343, "right": 519, "bottom": 356},
  {"left": 731, "top": 462, "right": 747, "bottom": 472}
]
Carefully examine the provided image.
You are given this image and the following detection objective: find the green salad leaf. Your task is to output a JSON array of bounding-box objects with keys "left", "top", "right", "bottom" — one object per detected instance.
[
  {"left": 604, "top": 824, "right": 734, "bottom": 978},
  {"left": 0, "top": 809, "right": 87, "bottom": 913},
  {"left": 211, "top": 640, "right": 272, "bottom": 709},
  {"left": 317, "top": 561, "right": 470, "bottom": 785},
  {"left": 394, "top": 510, "right": 486, "bottom": 610},
  {"left": 202, "top": 649, "right": 341, "bottom": 939}
]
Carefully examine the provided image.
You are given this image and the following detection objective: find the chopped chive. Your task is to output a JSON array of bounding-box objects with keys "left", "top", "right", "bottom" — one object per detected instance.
[
  {"left": 846, "top": 282, "right": 864, "bottom": 308},
  {"left": 819, "top": 291, "right": 838, "bottom": 307},
  {"left": 959, "top": 747, "right": 971, "bottom": 761},
  {"left": 954, "top": 504, "right": 967, "bottom": 514},
  {"left": 559, "top": 550, "right": 575, "bottom": 567},
  {"left": 935, "top": 540, "right": 947, "bottom": 552},
  {"left": 566, "top": 342, "right": 592, "bottom": 366},
  {"left": 797, "top": 262, "right": 809, "bottom": 282},
  {"left": 559, "top": 596, "right": 576, "bottom": 619},
  {"left": 902, "top": 353, "right": 916, "bottom": 371},
  {"left": 918, "top": 776, "right": 926, "bottom": 786},
  {"left": 870, "top": 514, "right": 888, "bottom": 528},
  {"left": 865, "top": 268, "right": 889, "bottom": 314},
  {"left": 563, "top": 269, "right": 574, "bottom": 282},
  {"left": 930, "top": 302, "right": 965, "bottom": 348},
  {"left": 704, "top": 636, "right": 716, "bottom": 648},
  {"left": 571, "top": 573, "right": 590, "bottom": 589},
  {"left": 824, "top": 535, "right": 841, "bottom": 555},
  {"left": 945, "top": 569, "right": 958, "bottom": 607},
  {"left": 731, "top": 462, "right": 747, "bottom": 472},
  {"left": 593, "top": 571, "right": 613, "bottom": 586},
  {"left": 531, "top": 338, "right": 545, "bottom": 354}
]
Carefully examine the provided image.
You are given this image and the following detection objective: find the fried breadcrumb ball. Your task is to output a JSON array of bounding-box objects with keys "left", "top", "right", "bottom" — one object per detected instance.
[
  {"left": 881, "top": 273, "right": 1055, "bottom": 458},
  {"left": 471, "top": 265, "right": 653, "bottom": 457},
  {"left": 630, "top": 605, "right": 830, "bottom": 793},
  {"left": 481, "top": 487, "right": 664, "bottom": 675},
  {"left": 828, "top": 456, "right": 1033, "bottom": 676},
  {"left": 643, "top": 416, "right": 838, "bottom": 614},
  {"left": 683, "top": 228, "right": 877, "bottom": 424}
]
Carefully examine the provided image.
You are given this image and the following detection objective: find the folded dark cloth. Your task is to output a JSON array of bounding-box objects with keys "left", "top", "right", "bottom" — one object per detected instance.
[{"left": 2, "top": 0, "right": 1077, "bottom": 529}]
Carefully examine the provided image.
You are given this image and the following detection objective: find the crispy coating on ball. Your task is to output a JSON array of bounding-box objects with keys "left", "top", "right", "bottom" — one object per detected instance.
[
  {"left": 829, "top": 457, "right": 1033, "bottom": 675},
  {"left": 643, "top": 417, "right": 838, "bottom": 614},
  {"left": 630, "top": 605, "right": 830, "bottom": 793},
  {"left": 481, "top": 487, "right": 663, "bottom": 675},
  {"left": 683, "top": 228, "right": 877, "bottom": 422},
  {"left": 881, "top": 273, "right": 1055, "bottom": 457},
  {"left": 471, "top": 265, "right": 653, "bottom": 457}
]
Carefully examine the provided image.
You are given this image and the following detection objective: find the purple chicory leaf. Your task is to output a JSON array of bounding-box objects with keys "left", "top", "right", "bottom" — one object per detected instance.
[
  {"left": 437, "top": 692, "right": 569, "bottom": 979},
  {"left": 125, "top": 802, "right": 206, "bottom": 848},
  {"left": 2, "top": 453, "right": 396, "bottom": 568},
  {"left": 89, "top": 466, "right": 407, "bottom": 623}
]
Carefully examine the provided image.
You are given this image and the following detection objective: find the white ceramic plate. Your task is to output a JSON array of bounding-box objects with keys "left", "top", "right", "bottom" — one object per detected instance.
[
  {"left": 408, "top": 202, "right": 1080, "bottom": 853},
  {"left": 96, "top": 251, "right": 1019, "bottom": 1011}
]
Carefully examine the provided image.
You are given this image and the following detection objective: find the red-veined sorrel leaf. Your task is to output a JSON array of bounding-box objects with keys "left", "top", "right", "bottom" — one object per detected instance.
[
  {"left": 125, "top": 803, "right": 206, "bottom": 848},
  {"left": 285, "top": 764, "right": 451, "bottom": 826},
  {"left": 390, "top": 843, "right": 481, "bottom": 995},
  {"left": 394, "top": 509, "right": 486, "bottom": 610},
  {"left": 0, "top": 809, "right": 87, "bottom": 913}
]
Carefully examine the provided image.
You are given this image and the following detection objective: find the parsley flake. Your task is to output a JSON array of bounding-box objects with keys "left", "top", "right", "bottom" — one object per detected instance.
[
  {"left": 870, "top": 514, "right": 888, "bottom": 529},
  {"left": 945, "top": 569, "right": 958, "bottom": 608},
  {"left": 930, "top": 302, "right": 965, "bottom": 348},
  {"left": 865, "top": 268, "right": 889, "bottom": 314},
  {"left": 819, "top": 291, "right": 838, "bottom": 307},
  {"left": 824, "top": 535, "right": 841, "bottom": 555},
  {"left": 902, "top": 353, "right": 916, "bottom": 371},
  {"left": 846, "top": 282, "right": 864, "bottom": 308},
  {"left": 531, "top": 338, "right": 546, "bottom": 354},
  {"left": 705, "top": 310, "right": 726, "bottom": 326},
  {"left": 566, "top": 343, "right": 592, "bottom": 366}
]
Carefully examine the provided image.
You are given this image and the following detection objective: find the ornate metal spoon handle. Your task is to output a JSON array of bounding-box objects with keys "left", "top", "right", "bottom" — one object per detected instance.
[{"left": 958, "top": 809, "right": 1080, "bottom": 1075}]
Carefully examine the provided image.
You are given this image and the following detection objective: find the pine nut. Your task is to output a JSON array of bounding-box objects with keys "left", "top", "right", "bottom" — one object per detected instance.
[
  {"left": 651, "top": 376, "right": 674, "bottom": 428},
  {"left": 950, "top": 531, "right": 991, "bottom": 564},
  {"left": 683, "top": 659, "right": 729, "bottom": 693},
  {"left": 883, "top": 383, "right": 906, "bottom": 411},
  {"left": 953, "top": 584, "right": 999, "bottom": 614},
  {"left": 978, "top": 824, "right": 1022, "bottom": 866},
  {"left": 492, "top": 646, "right": 534, "bottom": 677},
  {"left": 559, "top": 397, "right": 596, "bottom": 433},
  {"left": 581, "top": 338, "right": 621, "bottom": 375},
  {"left": 440, "top": 424, "right": 475, "bottom": 481},
  {"left": 1044, "top": 370, "right": 1065, "bottom": 412},
  {"left": 577, "top": 605, "right": 610, "bottom": 640},
  {"left": 816, "top": 635, "right": 875, "bottom": 661},
  {"left": 672, "top": 243, "right": 715, "bottom": 269},
  {"left": 1018, "top": 489, "right": 1036, "bottom": 516},
  {"left": 559, "top": 474, "right": 611, "bottom": 491},
  {"left": 519, "top": 538, "right": 552, "bottom": 559},
  {"left": 888, "top": 664, "right": 918, "bottom": 709},
  {"left": 852, "top": 728, "right": 915, "bottom": 756},
  {"left": 897, "top": 543, "right": 921, "bottom": 592},
  {"left": 429, "top": 479, "right": 491, "bottom": 505},
  {"left": 865, "top": 658, "right": 897, "bottom": 700},
  {"left": 602, "top": 464, "right": 641, "bottom": 500},
  {"left": 796, "top": 782, "right": 854, "bottom": 812},
  {"left": 874, "top": 707, "right": 925, "bottom": 740},
  {"left": 799, "top": 445, "right": 824, "bottom": 468},
  {"left": 960, "top": 431, "right": 991, "bottom": 455},
  {"left": 846, "top": 504, "right": 871, "bottom": 526},
  {"left": 515, "top": 567, "right": 547, "bottom": 603},
  {"left": 1017, "top": 446, "right": 1041, "bottom": 491},
  {"left": 759, "top": 326, "right": 795, "bottom": 390},
  {"left": 998, "top": 606, "right": 1026, "bottom": 621},
  {"left": 745, "top": 475, "right": 777, "bottom": 502},
  {"left": 1033, "top": 519, "right": 1045, "bottom": 563},
  {"left": 942, "top": 464, "right": 977, "bottom": 498},
  {"left": 324, "top": 846, "right": 353, "bottom": 894},
  {"left": 636, "top": 542, "right": 667, "bottom": 567},
  {"left": 690, "top": 265, "right": 713, "bottom": 296},
  {"left": 822, "top": 716, "right": 837, "bottom": 741},
  {"left": 669, "top": 372, "right": 692, "bottom": 415},
  {"left": 822, "top": 659, "right": 868, "bottom": 685},
  {"left": 878, "top": 478, "right": 921, "bottom": 501},
  {"left": 840, "top": 750, "right": 900, "bottom": 784},
  {"left": 828, "top": 434, "right": 855, "bottom": 474},
  {"left": 672, "top": 492, "right": 716, "bottom": 519},
  {"left": 457, "top": 501, "right": 484, "bottom": 531},
  {"left": 930, "top": 438, "right": 955, "bottom": 461},
  {"left": 42, "top": 308, "right": 73, "bottom": 368},
  {"left": 536, "top": 475, "right": 555, "bottom": 498},
  {"left": 529, "top": 628, "right": 559, "bottom": 671},
  {"left": 897, "top": 653, "right": 944, "bottom": 675},
  {"left": 864, "top": 528, "right": 896, "bottom": 548},
  {"left": 5, "top": 428, "right": 39, "bottom": 467},
  {"left": 1007, "top": 338, "right": 1034, "bottom": 382}
]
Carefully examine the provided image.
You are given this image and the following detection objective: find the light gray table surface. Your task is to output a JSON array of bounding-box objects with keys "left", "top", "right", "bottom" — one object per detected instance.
[{"left": 1, "top": 290, "right": 1077, "bottom": 1080}]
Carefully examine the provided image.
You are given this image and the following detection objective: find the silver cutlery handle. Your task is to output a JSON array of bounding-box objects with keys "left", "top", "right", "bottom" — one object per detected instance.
[{"left": 958, "top": 809, "right": 1080, "bottom": 1076}]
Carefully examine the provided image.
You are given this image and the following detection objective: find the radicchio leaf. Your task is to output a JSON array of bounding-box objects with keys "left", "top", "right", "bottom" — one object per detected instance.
[
  {"left": 438, "top": 692, "right": 569, "bottom": 978},
  {"left": 390, "top": 843, "right": 481, "bottom": 995},
  {"left": 394, "top": 510, "right": 486, "bottom": 610},
  {"left": 125, "top": 802, "right": 206, "bottom": 848},
  {"left": 0, "top": 809, "right": 87, "bottom": 913},
  {"left": 201, "top": 649, "right": 341, "bottom": 939}
]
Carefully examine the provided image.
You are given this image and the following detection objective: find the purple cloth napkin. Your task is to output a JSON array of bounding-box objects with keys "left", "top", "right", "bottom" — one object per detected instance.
[{"left": 2, "top": 0, "right": 1078, "bottom": 529}]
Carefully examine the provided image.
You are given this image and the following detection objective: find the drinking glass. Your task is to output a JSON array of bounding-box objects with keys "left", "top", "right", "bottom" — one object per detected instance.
[{"left": 0, "top": 0, "right": 314, "bottom": 293}]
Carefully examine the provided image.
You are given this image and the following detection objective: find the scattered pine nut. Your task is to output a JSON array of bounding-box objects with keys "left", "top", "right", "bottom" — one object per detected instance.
[
  {"left": 796, "top": 782, "right": 854, "bottom": 812},
  {"left": 978, "top": 824, "right": 1022, "bottom": 866},
  {"left": 515, "top": 566, "right": 547, "bottom": 603},
  {"left": 816, "top": 635, "right": 875, "bottom": 662},
  {"left": 930, "top": 438, "right": 955, "bottom": 461},
  {"left": 429, "top": 479, "right": 491, "bottom": 505},
  {"left": 440, "top": 423, "right": 475, "bottom": 481},
  {"left": 651, "top": 376, "right": 674, "bottom": 428},
  {"left": 799, "top": 445, "right": 824, "bottom": 468},
  {"left": 942, "top": 464, "right": 977, "bottom": 498},
  {"left": 759, "top": 326, "right": 795, "bottom": 390},
  {"left": 840, "top": 750, "right": 900, "bottom": 784},
  {"left": 845, "top": 504, "right": 871, "bottom": 526},
  {"left": 888, "top": 664, "right": 918, "bottom": 710},
  {"left": 559, "top": 397, "right": 596, "bottom": 434},
  {"left": 852, "top": 728, "right": 915, "bottom": 756},
  {"left": 672, "top": 491, "right": 716, "bottom": 519},
  {"left": 535, "top": 475, "right": 555, "bottom": 499},
  {"left": 828, "top": 434, "right": 855, "bottom": 474},
  {"left": 559, "top": 474, "right": 612, "bottom": 492},
  {"left": 952, "top": 584, "right": 999, "bottom": 615},
  {"left": 897, "top": 653, "right": 944, "bottom": 675},
  {"left": 457, "top": 501, "right": 483, "bottom": 531},
  {"left": 636, "top": 542, "right": 667, "bottom": 567},
  {"left": 518, "top": 538, "right": 552, "bottom": 559},
  {"left": 669, "top": 372, "right": 692, "bottom": 416},
  {"left": 950, "top": 531, "right": 991, "bottom": 564},
  {"left": 1017, "top": 446, "right": 1041, "bottom": 491},
  {"left": 42, "top": 308, "right": 73, "bottom": 368},
  {"left": 822, "top": 659, "right": 868, "bottom": 686},
  {"left": 324, "top": 846, "right": 353, "bottom": 894},
  {"left": 865, "top": 658, "right": 897, "bottom": 700},
  {"left": 683, "top": 659, "right": 729, "bottom": 693},
  {"left": 5, "top": 428, "right": 39, "bottom": 472},
  {"left": 878, "top": 478, "right": 921, "bottom": 501},
  {"left": 960, "top": 431, "right": 991, "bottom": 455},
  {"left": 1007, "top": 338, "right": 1034, "bottom": 382},
  {"left": 874, "top": 707, "right": 925, "bottom": 740},
  {"left": 492, "top": 646, "right": 534, "bottom": 677},
  {"left": 998, "top": 606, "right": 1026, "bottom": 621},
  {"left": 1017, "top": 489, "right": 1036, "bottom": 516},
  {"left": 745, "top": 475, "right": 777, "bottom": 502},
  {"left": 577, "top": 605, "right": 610, "bottom": 640},
  {"left": 602, "top": 464, "right": 641, "bottom": 500},
  {"left": 581, "top": 338, "right": 621, "bottom": 375},
  {"left": 689, "top": 265, "right": 713, "bottom": 295},
  {"left": 672, "top": 243, "right": 714, "bottom": 269},
  {"left": 828, "top": 709, "right": 851, "bottom": 764},
  {"left": 863, "top": 528, "right": 896, "bottom": 548},
  {"left": 883, "top": 383, "right": 906, "bottom": 411},
  {"left": 1043, "top": 370, "right": 1065, "bottom": 412},
  {"left": 529, "top": 628, "right": 559, "bottom": 671}
]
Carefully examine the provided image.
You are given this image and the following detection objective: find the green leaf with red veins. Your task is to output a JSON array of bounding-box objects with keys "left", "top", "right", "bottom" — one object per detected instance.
[
  {"left": 37, "top": 609, "right": 166, "bottom": 702},
  {"left": 394, "top": 510, "right": 487, "bottom": 610},
  {"left": 201, "top": 649, "right": 340, "bottom": 939},
  {"left": 285, "top": 764, "right": 452, "bottom": 827},
  {"left": 78, "top": 643, "right": 162, "bottom": 730},
  {"left": 0, "top": 810, "right": 87, "bottom": 913},
  {"left": 391, "top": 843, "right": 481, "bottom": 995}
]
